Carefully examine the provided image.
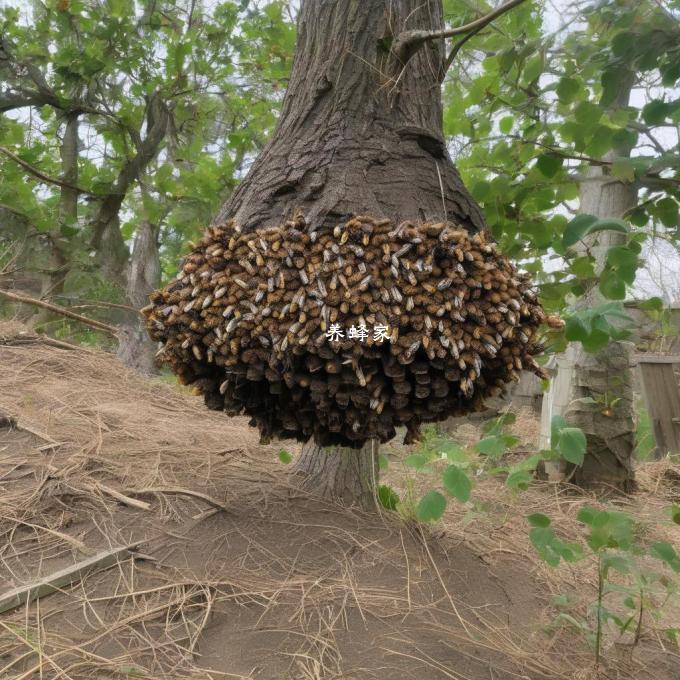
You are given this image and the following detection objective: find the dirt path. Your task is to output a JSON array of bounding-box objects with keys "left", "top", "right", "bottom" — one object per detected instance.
[{"left": 0, "top": 324, "right": 678, "bottom": 679}]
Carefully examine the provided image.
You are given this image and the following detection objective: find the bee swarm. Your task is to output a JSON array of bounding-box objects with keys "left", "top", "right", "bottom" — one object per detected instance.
[{"left": 144, "top": 213, "right": 559, "bottom": 448}]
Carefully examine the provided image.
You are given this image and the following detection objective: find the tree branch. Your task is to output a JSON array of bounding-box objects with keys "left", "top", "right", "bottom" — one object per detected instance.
[
  {"left": 0, "top": 90, "right": 53, "bottom": 113},
  {"left": 440, "top": 29, "right": 481, "bottom": 83},
  {"left": 393, "top": 0, "right": 528, "bottom": 66},
  {"left": 0, "top": 289, "right": 118, "bottom": 336},
  {"left": 90, "top": 93, "right": 169, "bottom": 254},
  {"left": 508, "top": 136, "right": 680, "bottom": 187},
  {"left": 0, "top": 146, "right": 99, "bottom": 196}
]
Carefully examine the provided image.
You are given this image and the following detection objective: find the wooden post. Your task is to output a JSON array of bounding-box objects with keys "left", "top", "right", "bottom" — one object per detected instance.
[{"left": 636, "top": 354, "right": 680, "bottom": 457}]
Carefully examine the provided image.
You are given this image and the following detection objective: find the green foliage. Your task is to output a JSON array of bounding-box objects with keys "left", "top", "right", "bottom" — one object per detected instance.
[
  {"left": 377, "top": 484, "right": 400, "bottom": 511},
  {"left": 416, "top": 490, "right": 447, "bottom": 522},
  {"left": 671, "top": 505, "right": 680, "bottom": 526},
  {"left": 278, "top": 449, "right": 292, "bottom": 464},
  {"left": 562, "top": 215, "right": 629, "bottom": 249},
  {"left": 385, "top": 414, "right": 549, "bottom": 523},
  {"left": 551, "top": 416, "right": 587, "bottom": 465},
  {"left": 527, "top": 513, "right": 584, "bottom": 566},
  {"left": 564, "top": 302, "right": 633, "bottom": 352},
  {"left": 0, "top": 0, "right": 294, "bottom": 311},
  {"left": 442, "top": 464, "right": 471, "bottom": 503},
  {"left": 530, "top": 505, "right": 680, "bottom": 666},
  {"left": 444, "top": 0, "right": 679, "bottom": 333}
]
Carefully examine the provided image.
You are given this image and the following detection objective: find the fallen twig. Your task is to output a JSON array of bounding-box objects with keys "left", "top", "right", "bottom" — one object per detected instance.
[{"left": 0, "top": 289, "right": 118, "bottom": 336}]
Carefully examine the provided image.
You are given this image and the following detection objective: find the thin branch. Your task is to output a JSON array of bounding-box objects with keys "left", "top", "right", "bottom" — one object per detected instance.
[
  {"left": 65, "top": 300, "right": 142, "bottom": 314},
  {"left": 0, "top": 146, "right": 99, "bottom": 197},
  {"left": 440, "top": 29, "right": 481, "bottom": 82},
  {"left": 393, "top": 0, "right": 528, "bottom": 65},
  {"left": 508, "top": 136, "right": 680, "bottom": 186},
  {"left": 0, "top": 289, "right": 118, "bottom": 336}
]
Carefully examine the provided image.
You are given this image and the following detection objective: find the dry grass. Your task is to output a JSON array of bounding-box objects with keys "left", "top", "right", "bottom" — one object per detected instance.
[{"left": 0, "top": 322, "right": 678, "bottom": 679}]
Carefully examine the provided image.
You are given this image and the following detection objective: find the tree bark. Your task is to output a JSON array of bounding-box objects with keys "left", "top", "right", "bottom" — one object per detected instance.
[
  {"left": 215, "top": 0, "right": 487, "bottom": 505},
  {"left": 38, "top": 112, "right": 79, "bottom": 312},
  {"left": 91, "top": 93, "right": 169, "bottom": 287},
  {"left": 292, "top": 439, "right": 379, "bottom": 509},
  {"left": 216, "top": 0, "right": 484, "bottom": 234},
  {"left": 90, "top": 95, "right": 169, "bottom": 372},
  {"left": 540, "top": 79, "right": 637, "bottom": 491},
  {"left": 117, "top": 211, "right": 162, "bottom": 374}
]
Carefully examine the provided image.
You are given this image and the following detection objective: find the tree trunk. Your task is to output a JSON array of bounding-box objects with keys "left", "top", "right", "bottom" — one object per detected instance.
[
  {"left": 216, "top": 0, "right": 484, "bottom": 234},
  {"left": 292, "top": 438, "right": 379, "bottom": 509},
  {"left": 117, "top": 213, "right": 162, "bottom": 375},
  {"left": 540, "top": 79, "right": 637, "bottom": 490},
  {"left": 37, "top": 113, "right": 78, "bottom": 318},
  {"left": 215, "top": 0, "right": 486, "bottom": 505}
]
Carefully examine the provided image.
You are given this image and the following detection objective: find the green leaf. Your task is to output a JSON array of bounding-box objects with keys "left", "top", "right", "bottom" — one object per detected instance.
[
  {"left": 559, "top": 542, "right": 585, "bottom": 562},
  {"left": 528, "top": 513, "right": 551, "bottom": 528},
  {"left": 653, "top": 197, "right": 680, "bottom": 228},
  {"left": 576, "top": 506, "right": 597, "bottom": 526},
  {"left": 601, "top": 68, "right": 624, "bottom": 106},
  {"left": 502, "top": 434, "right": 520, "bottom": 449},
  {"left": 554, "top": 426, "right": 586, "bottom": 465},
  {"left": 586, "top": 125, "right": 614, "bottom": 157},
  {"left": 611, "top": 158, "right": 635, "bottom": 183},
  {"left": 278, "top": 449, "right": 292, "bottom": 464},
  {"left": 642, "top": 100, "right": 669, "bottom": 125},
  {"left": 570, "top": 255, "right": 595, "bottom": 279},
  {"left": 579, "top": 509, "right": 634, "bottom": 552},
  {"left": 562, "top": 214, "right": 597, "bottom": 247},
  {"left": 529, "top": 527, "right": 561, "bottom": 566},
  {"left": 472, "top": 180, "right": 492, "bottom": 201},
  {"left": 536, "top": 154, "right": 563, "bottom": 178},
  {"left": 499, "top": 116, "right": 514, "bottom": 134},
  {"left": 475, "top": 436, "right": 506, "bottom": 458},
  {"left": 670, "top": 505, "right": 680, "bottom": 526},
  {"left": 482, "top": 412, "right": 517, "bottom": 435},
  {"left": 605, "top": 245, "right": 638, "bottom": 283},
  {"left": 563, "top": 215, "right": 629, "bottom": 248},
  {"left": 404, "top": 453, "right": 431, "bottom": 470},
  {"left": 599, "top": 269, "right": 626, "bottom": 300},
  {"left": 556, "top": 76, "right": 580, "bottom": 104},
  {"left": 416, "top": 490, "right": 446, "bottom": 522},
  {"left": 650, "top": 542, "right": 680, "bottom": 572},
  {"left": 574, "top": 101, "right": 602, "bottom": 126},
  {"left": 601, "top": 553, "right": 632, "bottom": 575},
  {"left": 637, "top": 297, "right": 664, "bottom": 313},
  {"left": 522, "top": 55, "right": 543, "bottom": 83},
  {"left": 377, "top": 484, "right": 400, "bottom": 510},
  {"left": 506, "top": 469, "right": 533, "bottom": 490},
  {"left": 442, "top": 465, "right": 472, "bottom": 503},
  {"left": 440, "top": 441, "right": 466, "bottom": 462}
]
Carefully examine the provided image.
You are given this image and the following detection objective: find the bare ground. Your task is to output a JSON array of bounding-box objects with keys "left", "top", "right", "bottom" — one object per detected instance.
[{"left": 0, "top": 322, "right": 678, "bottom": 679}]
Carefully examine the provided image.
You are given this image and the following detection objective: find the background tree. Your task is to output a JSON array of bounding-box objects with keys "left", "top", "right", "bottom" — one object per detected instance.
[
  {"left": 443, "top": 0, "right": 680, "bottom": 489},
  {"left": 0, "top": 0, "right": 294, "bottom": 370}
]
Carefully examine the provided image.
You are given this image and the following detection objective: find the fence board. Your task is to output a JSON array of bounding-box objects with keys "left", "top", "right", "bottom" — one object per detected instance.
[{"left": 638, "top": 360, "right": 680, "bottom": 456}]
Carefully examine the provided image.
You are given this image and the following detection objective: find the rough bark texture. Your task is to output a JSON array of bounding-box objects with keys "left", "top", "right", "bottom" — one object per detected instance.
[
  {"left": 117, "top": 214, "right": 162, "bottom": 375},
  {"left": 217, "top": 0, "right": 484, "bottom": 234},
  {"left": 93, "top": 96, "right": 168, "bottom": 372},
  {"left": 292, "top": 439, "right": 379, "bottom": 508},
  {"left": 38, "top": 113, "right": 78, "bottom": 310},
  {"left": 540, "top": 168, "right": 636, "bottom": 490},
  {"left": 91, "top": 94, "right": 169, "bottom": 287},
  {"left": 215, "top": 0, "right": 488, "bottom": 504}
]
